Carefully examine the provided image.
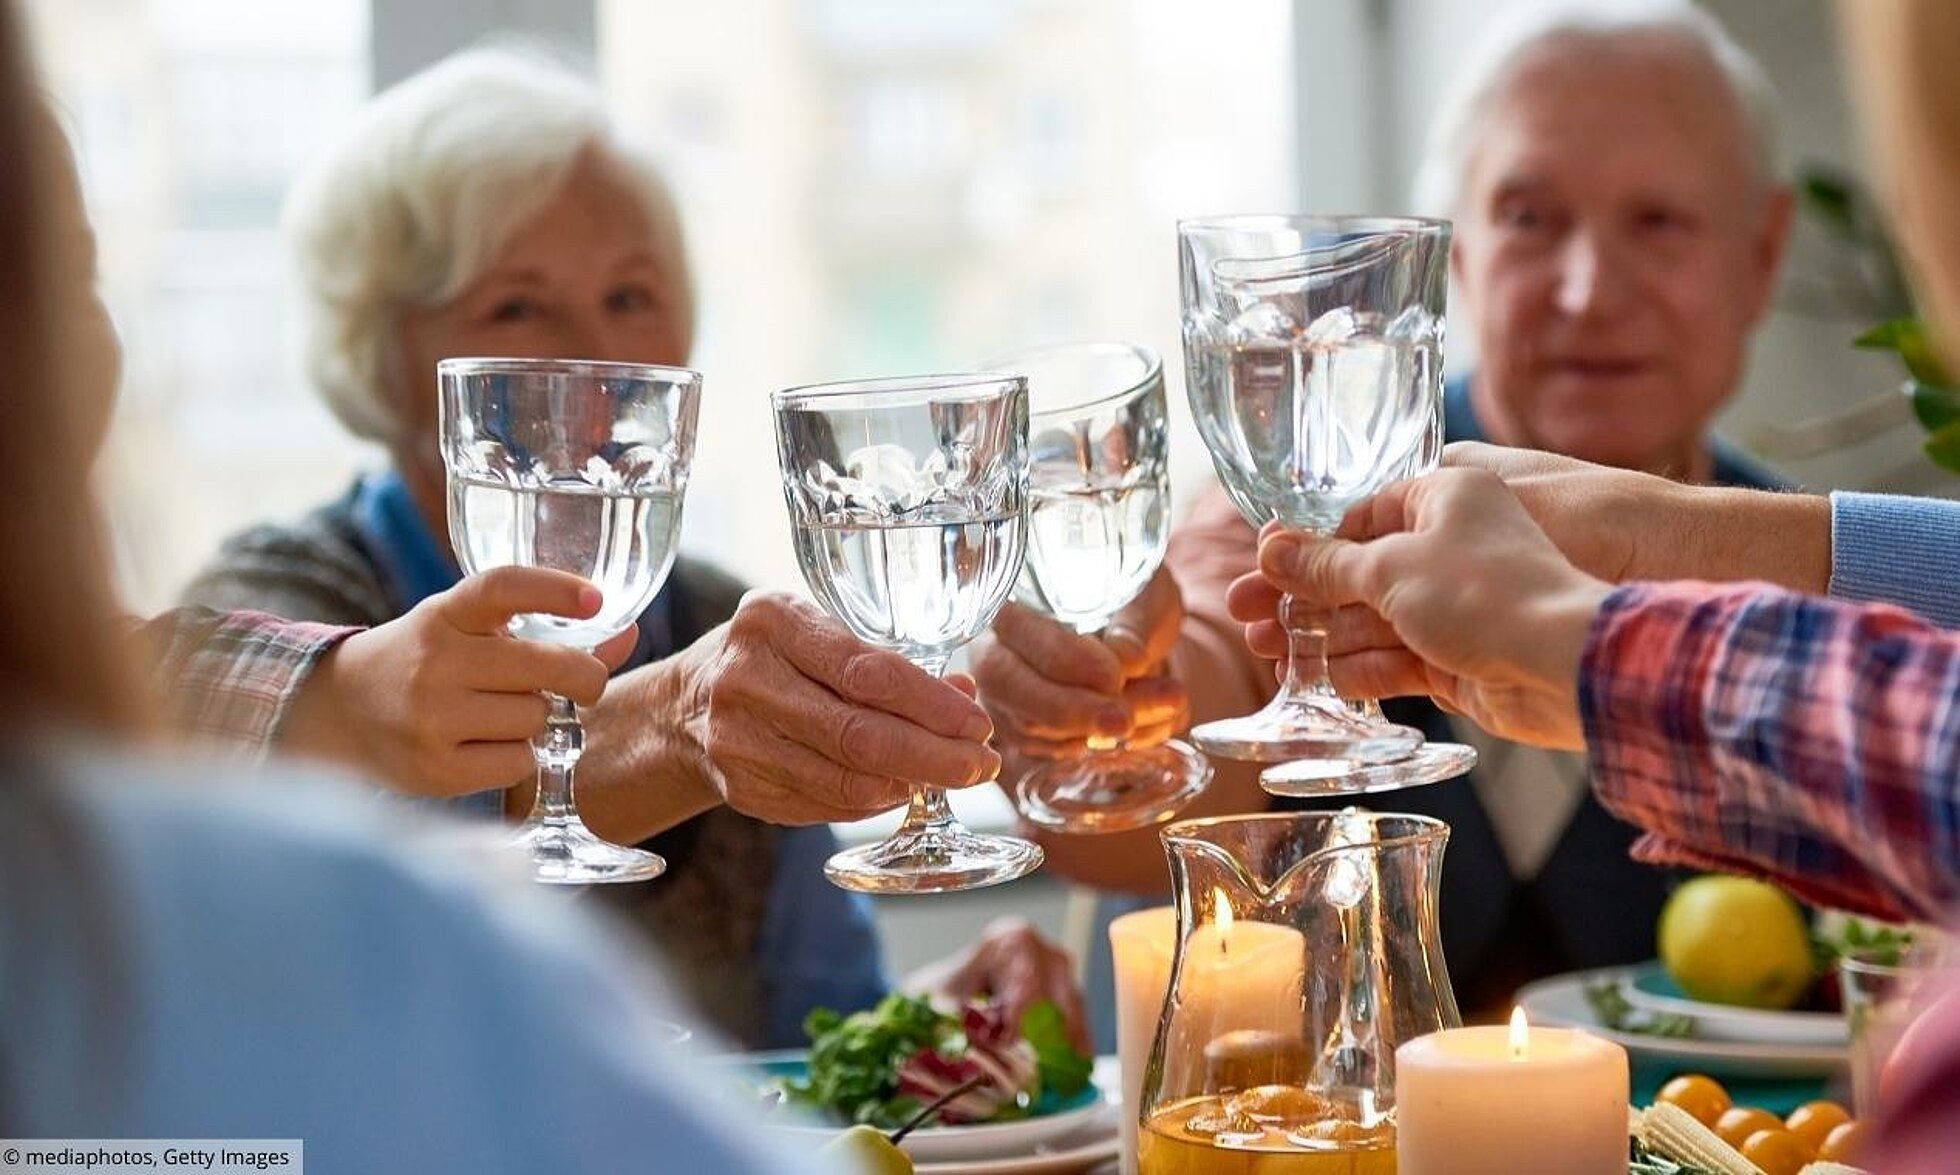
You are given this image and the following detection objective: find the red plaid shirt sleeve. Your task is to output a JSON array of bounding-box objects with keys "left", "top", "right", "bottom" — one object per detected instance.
[
  {"left": 1580, "top": 581, "right": 1960, "bottom": 923},
  {"left": 132, "top": 607, "right": 360, "bottom": 760}
]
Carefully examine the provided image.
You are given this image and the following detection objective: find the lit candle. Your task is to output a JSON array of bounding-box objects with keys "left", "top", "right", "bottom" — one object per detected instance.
[
  {"left": 1396, "top": 1008, "right": 1628, "bottom": 1175},
  {"left": 1109, "top": 897, "right": 1306, "bottom": 1175}
]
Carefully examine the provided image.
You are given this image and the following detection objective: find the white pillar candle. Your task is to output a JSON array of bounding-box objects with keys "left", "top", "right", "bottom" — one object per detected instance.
[
  {"left": 1110, "top": 906, "right": 1178, "bottom": 1175},
  {"left": 1396, "top": 1009, "right": 1628, "bottom": 1175},
  {"left": 1110, "top": 898, "right": 1307, "bottom": 1175}
]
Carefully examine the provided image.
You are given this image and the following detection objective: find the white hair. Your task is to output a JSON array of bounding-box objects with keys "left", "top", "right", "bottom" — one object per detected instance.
[
  {"left": 283, "top": 47, "right": 694, "bottom": 444},
  {"left": 1412, "top": 0, "right": 1781, "bottom": 216}
]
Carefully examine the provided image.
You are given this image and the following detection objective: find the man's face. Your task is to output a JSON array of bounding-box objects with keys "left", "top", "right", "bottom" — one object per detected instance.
[{"left": 1452, "top": 35, "right": 1792, "bottom": 475}]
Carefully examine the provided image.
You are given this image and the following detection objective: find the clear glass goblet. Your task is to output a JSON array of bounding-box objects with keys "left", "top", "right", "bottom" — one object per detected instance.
[
  {"left": 1179, "top": 215, "right": 1455, "bottom": 781},
  {"left": 440, "top": 357, "right": 699, "bottom": 885},
  {"left": 987, "top": 341, "right": 1211, "bottom": 832},
  {"left": 774, "top": 373, "right": 1044, "bottom": 894}
]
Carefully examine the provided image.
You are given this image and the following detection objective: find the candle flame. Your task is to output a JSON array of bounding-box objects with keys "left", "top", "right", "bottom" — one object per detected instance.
[
  {"left": 1212, "top": 887, "right": 1233, "bottom": 953},
  {"left": 1509, "top": 1006, "right": 1529, "bottom": 1060}
]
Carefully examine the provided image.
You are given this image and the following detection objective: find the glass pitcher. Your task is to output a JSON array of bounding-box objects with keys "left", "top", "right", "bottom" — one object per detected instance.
[{"left": 1137, "top": 812, "right": 1457, "bottom": 1174}]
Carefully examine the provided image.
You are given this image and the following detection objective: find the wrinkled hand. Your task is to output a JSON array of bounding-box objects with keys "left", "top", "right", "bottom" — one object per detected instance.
[
  {"left": 905, "top": 917, "right": 1089, "bottom": 1052},
  {"left": 1245, "top": 468, "right": 1612, "bottom": 750},
  {"left": 972, "top": 567, "right": 1190, "bottom": 763},
  {"left": 664, "top": 592, "right": 1002, "bottom": 825},
  {"left": 284, "top": 566, "right": 637, "bottom": 796}
]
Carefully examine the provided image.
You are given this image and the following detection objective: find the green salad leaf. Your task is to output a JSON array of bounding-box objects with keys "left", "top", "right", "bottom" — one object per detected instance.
[
  {"left": 784, "top": 994, "right": 954, "bottom": 1128},
  {"left": 1021, "top": 1000, "right": 1092, "bottom": 1098}
]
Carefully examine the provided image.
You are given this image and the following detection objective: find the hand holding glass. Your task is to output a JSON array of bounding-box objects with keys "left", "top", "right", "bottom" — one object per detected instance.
[
  {"left": 774, "top": 374, "right": 1044, "bottom": 893},
  {"left": 1179, "top": 215, "right": 1474, "bottom": 794},
  {"left": 991, "top": 341, "right": 1210, "bottom": 832},
  {"left": 440, "top": 357, "right": 699, "bottom": 884}
]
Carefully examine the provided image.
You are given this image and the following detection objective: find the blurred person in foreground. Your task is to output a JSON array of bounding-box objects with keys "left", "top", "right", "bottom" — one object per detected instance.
[
  {"left": 0, "top": 7, "right": 840, "bottom": 1170},
  {"left": 1236, "top": 3, "right": 1960, "bottom": 1169},
  {"left": 174, "top": 47, "right": 1079, "bottom": 1050},
  {"left": 977, "top": 0, "right": 1796, "bottom": 1015}
]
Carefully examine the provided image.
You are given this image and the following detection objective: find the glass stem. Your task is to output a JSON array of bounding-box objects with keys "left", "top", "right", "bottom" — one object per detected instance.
[
  {"left": 1279, "top": 592, "right": 1340, "bottom": 702},
  {"left": 528, "top": 693, "right": 583, "bottom": 827},
  {"left": 899, "top": 652, "right": 958, "bottom": 835}
]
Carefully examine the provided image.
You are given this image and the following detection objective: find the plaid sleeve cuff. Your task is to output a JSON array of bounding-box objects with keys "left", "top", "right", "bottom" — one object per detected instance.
[{"left": 137, "top": 607, "right": 361, "bottom": 761}]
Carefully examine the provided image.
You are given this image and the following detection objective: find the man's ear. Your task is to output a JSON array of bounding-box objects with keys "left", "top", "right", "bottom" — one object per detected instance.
[{"left": 1746, "top": 185, "right": 1797, "bottom": 326}]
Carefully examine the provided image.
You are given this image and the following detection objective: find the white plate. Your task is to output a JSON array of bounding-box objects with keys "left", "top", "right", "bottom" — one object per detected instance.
[
  {"left": 1517, "top": 967, "right": 1846, "bottom": 1079},
  {"left": 914, "top": 1102, "right": 1120, "bottom": 1174},
  {"left": 1616, "top": 961, "right": 1847, "bottom": 1046},
  {"left": 748, "top": 1052, "right": 1119, "bottom": 1165}
]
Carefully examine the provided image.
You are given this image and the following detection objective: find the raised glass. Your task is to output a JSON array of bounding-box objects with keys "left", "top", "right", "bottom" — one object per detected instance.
[
  {"left": 990, "top": 341, "right": 1211, "bottom": 832},
  {"left": 440, "top": 357, "right": 699, "bottom": 885},
  {"left": 774, "top": 373, "right": 1044, "bottom": 893},
  {"left": 1180, "top": 214, "right": 1473, "bottom": 795}
]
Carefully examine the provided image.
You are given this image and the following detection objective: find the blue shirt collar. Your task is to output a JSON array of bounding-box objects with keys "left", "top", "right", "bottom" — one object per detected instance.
[{"left": 351, "top": 471, "right": 462, "bottom": 610}]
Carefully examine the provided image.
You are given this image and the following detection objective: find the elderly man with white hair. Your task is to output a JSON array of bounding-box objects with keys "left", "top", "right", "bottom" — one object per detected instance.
[
  {"left": 977, "top": 0, "right": 1795, "bottom": 1015},
  {"left": 182, "top": 47, "right": 1084, "bottom": 1050}
]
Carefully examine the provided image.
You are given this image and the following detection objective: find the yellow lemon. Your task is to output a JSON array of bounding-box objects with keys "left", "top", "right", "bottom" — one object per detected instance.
[
  {"left": 1658, "top": 875, "right": 1815, "bottom": 1009},
  {"left": 820, "top": 1125, "right": 914, "bottom": 1175}
]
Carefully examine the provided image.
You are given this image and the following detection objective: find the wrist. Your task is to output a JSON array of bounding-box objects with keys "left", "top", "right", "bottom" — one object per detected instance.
[
  {"left": 278, "top": 634, "right": 362, "bottom": 763},
  {"left": 1527, "top": 575, "right": 1614, "bottom": 704},
  {"left": 637, "top": 643, "right": 724, "bottom": 813}
]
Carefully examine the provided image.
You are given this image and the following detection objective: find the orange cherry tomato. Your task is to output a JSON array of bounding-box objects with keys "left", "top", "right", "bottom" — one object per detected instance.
[
  {"left": 1742, "top": 1128, "right": 1815, "bottom": 1175},
  {"left": 1785, "top": 1100, "right": 1852, "bottom": 1153},
  {"left": 1716, "top": 1106, "right": 1784, "bottom": 1149},
  {"left": 1818, "top": 1119, "right": 1872, "bottom": 1164},
  {"left": 1656, "top": 1074, "right": 1731, "bottom": 1127}
]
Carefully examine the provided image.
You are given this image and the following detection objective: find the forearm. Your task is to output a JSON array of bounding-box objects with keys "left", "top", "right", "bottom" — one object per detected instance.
[
  {"left": 1652, "top": 482, "right": 1831, "bottom": 593},
  {"left": 1582, "top": 581, "right": 1960, "bottom": 922},
  {"left": 571, "top": 658, "right": 722, "bottom": 844}
]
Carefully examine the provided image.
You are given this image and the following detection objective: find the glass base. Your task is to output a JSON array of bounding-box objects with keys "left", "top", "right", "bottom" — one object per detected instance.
[
  {"left": 509, "top": 817, "right": 667, "bottom": 885},
  {"left": 1015, "top": 740, "right": 1213, "bottom": 833},
  {"left": 1259, "top": 741, "right": 1478, "bottom": 798},
  {"left": 1190, "top": 693, "right": 1423, "bottom": 763},
  {"left": 825, "top": 826, "right": 1044, "bottom": 894}
]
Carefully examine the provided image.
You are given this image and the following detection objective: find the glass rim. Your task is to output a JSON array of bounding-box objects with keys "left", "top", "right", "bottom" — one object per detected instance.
[
  {"left": 979, "top": 340, "right": 1163, "bottom": 420},
  {"left": 436, "top": 356, "right": 703, "bottom": 385},
  {"left": 772, "top": 371, "right": 1026, "bottom": 412},
  {"left": 1160, "top": 810, "right": 1450, "bottom": 851},
  {"left": 1177, "top": 213, "right": 1452, "bottom": 238},
  {"left": 1839, "top": 948, "right": 1940, "bottom": 979}
]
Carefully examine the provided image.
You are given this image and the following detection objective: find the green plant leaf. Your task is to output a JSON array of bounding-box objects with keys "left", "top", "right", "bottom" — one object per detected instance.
[
  {"left": 1857, "top": 318, "right": 1956, "bottom": 386},
  {"left": 1925, "top": 420, "right": 1960, "bottom": 474},
  {"left": 1910, "top": 381, "right": 1960, "bottom": 432},
  {"left": 1801, "top": 172, "right": 1856, "bottom": 235}
]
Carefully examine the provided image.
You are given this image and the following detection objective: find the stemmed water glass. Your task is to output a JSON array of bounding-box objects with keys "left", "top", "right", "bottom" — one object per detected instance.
[
  {"left": 441, "top": 357, "right": 699, "bottom": 884},
  {"left": 774, "top": 373, "right": 1045, "bottom": 893},
  {"left": 1179, "top": 215, "right": 1475, "bottom": 795},
  {"left": 986, "top": 341, "right": 1211, "bottom": 832}
]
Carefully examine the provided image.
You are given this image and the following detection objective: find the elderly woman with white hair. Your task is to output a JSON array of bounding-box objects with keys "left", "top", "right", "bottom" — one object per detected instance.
[
  {"left": 981, "top": 0, "right": 1800, "bottom": 1027},
  {"left": 182, "top": 48, "right": 1083, "bottom": 1050}
]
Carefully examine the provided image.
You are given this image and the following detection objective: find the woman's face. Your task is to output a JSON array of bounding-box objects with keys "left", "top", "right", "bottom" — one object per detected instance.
[{"left": 391, "top": 151, "right": 687, "bottom": 508}]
